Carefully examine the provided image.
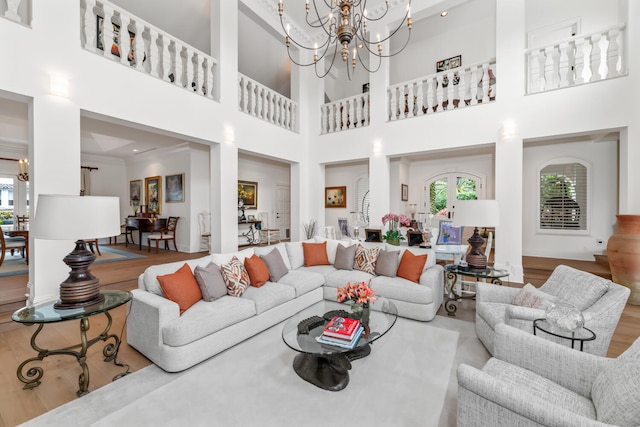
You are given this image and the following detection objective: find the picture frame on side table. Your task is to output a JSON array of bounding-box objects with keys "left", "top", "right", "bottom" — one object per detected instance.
[
  {"left": 238, "top": 181, "right": 258, "bottom": 209},
  {"left": 365, "top": 228, "right": 382, "bottom": 242},
  {"left": 325, "top": 186, "right": 347, "bottom": 208},
  {"left": 145, "top": 176, "right": 162, "bottom": 214},
  {"left": 165, "top": 173, "right": 185, "bottom": 203},
  {"left": 401, "top": 184, "right": 409, "bottom": 201},
  {"left": 436, "top": 220, "right": 464, "bottom": 245}
]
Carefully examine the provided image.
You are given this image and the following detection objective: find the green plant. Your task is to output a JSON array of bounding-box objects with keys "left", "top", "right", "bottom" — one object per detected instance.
[{"left": 0, "top": 210, "right": 14, "bottom": 224}]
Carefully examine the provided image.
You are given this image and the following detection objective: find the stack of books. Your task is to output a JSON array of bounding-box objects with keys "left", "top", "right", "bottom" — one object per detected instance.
[{"left": 316, "top": 316, "right": 364, "bottom": 349}]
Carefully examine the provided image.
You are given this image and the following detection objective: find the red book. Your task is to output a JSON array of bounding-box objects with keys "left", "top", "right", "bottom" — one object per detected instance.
[{"left": 323, "top": 316, "right": 360, "bottom": 339}]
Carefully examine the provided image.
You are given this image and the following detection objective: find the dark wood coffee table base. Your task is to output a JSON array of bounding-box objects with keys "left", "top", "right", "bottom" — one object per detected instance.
[{"left": 292, "top": 344, "right": 371, "bottom": 391}]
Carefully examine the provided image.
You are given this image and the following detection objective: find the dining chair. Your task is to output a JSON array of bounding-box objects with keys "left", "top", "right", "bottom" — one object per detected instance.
[
  {"left": 258, "top": 212, "right": 280, "bottom": 246},
  {"left": 147, "top": 216, "right": 179, "bottom": 253},
  {"left": 85, "top": 239, "right": 102, "bottom": 256},
  {"left": 16, "top": 215, "right": 29, "bottom": 228},
  {"left": 1, "top": 230, "right": 27, "bottom": 268}
]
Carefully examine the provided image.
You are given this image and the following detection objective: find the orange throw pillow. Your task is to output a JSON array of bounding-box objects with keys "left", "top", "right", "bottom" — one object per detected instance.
[
  {"left": 157, "top": 263, "right": 203, "bottom": 315},
  {"left": 396, "top": 251, "right": 428, "bottom": 283},
  {"left": 244, "top": 254, "right": 270, "bottom": 287},
  {"left": 302, "top": 241, "right": 330, "bottom": 266}
]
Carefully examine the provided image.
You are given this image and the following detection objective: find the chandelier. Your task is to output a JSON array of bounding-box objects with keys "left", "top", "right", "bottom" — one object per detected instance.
[
  {"left": 278, "top": 0, "right": 412, "bottom": 79},
  {"left": 17, "top": 158, "right": 29, "bottom": 182}
]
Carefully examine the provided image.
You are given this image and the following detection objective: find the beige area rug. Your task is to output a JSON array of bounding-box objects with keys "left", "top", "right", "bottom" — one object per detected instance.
[
  {"left": 0, "top": 246, "right": 146, "bottom": 277},
  {"left": 20, "top": 315, "right": 490, "bottom": 427}
]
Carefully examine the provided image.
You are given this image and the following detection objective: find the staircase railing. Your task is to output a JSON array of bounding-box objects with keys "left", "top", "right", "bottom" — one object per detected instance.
[
  {"left": 320, "top": 93, "right": 370, "bottom": 134},
  {"left": 238, "top": 73, "right": 297, "bottom": 132}
]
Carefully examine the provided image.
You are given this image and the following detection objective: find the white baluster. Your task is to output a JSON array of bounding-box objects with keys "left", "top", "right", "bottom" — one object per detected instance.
[
  {"left": 405, "top": 84, "right": 413, "bottom": 118},
  {"left": 591, "top": 34, "right": 603, "bottom": 81},
  {"left": 331, "top": 103, "right": 339, "bottom": 133},
  {"left": 615, "top": 27, "right": 625, "bottom": 75},
  {"left": 347, "top": 98, "right": 354, "bottom": 129},
  {"left": 101, "top": 4, "right": 117, "bottom": 59},
  {"left": 457, "top": 70, "right": 466, "bottom": 108},
  {"left": 415, "top": 81, "right": 424, "bottom": 116},
  {"left": 291, "top": 104, "right": 297, "bottom": 132},
  {"left": 558, "top": 42, "right": 569, "bottom": 87},
  {"left": 446, "top": 71, "right": 455, "bottom": 109},
  {"left": 581, "top": 38, "right": 593, "bottom": 83},
  {"left": 321, "top": 105, "right": 327, "bottom": 134},
  {"left": 424, "top": 78, "right": 434, "bottom": 112},
  {"left": 132, "top": 23, "right": 145, "bottom": 73},
  {"left": 536, "top": 49, "right": 547, "bottom": 91},
  {"left": 387, "top": 89, "right": 392, "bottom": 121},
  {"left": 435, "top": 74, "right": 444, "bottom": 111},
  {"left": 364, "top": 94, "right": 370, "bottom": 126},
  {"left": 119, "top": 18, "right": 132, "bottom": 67},
  {"left": 83, "top": 1, "right": 97, "bottom": 51},
  {"left": 241, "top": 77, "right": 249, "bottom": 113},
  {"left": 543, "top": 47, "right": 555, "bottom": 90},
  {"left": 574, "top": 39, "right": 585, "bottom": 84},
  {"left": 249, "top": 81, "right": 257, "bottom": 115},
  {"left": 389, "top": 87, "right": 397, "bottom": 121},
  {"left": 466, "top": 67, "right": 476, "bottom": 105},
  {"left": 565, "top": 41, "right": 576, "bottom": 87},
  {"left": 606, "top": 28, "right": 620, "bottom": 78},
  {"left": 202, "top": 59, "right": 211, "bottom": 97},
  {"left": 5, "top": 0, "right": 23, "bottom": 23},
  {"left": 147, "top": 30, "right": 161, "bottom": 78},
  {"left": 277, "top": 96, "right": 283, "bottom": 126}
]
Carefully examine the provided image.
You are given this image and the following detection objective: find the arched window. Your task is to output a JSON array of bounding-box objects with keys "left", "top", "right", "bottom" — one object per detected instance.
[{"left": 539, "top": 161, "right": 588, "bottom": 231}]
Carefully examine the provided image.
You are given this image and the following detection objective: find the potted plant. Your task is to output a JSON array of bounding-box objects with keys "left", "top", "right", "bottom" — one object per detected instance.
[{"left": 381, "top": 213, "right": 411, "bottom": 245}]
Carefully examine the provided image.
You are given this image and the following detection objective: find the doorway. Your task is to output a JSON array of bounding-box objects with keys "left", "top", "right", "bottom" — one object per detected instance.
[
  {"left": 425, "top": 172, "right": 485, "bottom": 219},
  {"left": 275, "top": 185, "right": 290, "bottom": 239}
]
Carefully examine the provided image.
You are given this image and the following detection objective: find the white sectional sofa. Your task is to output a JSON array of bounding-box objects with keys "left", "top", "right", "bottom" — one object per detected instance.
[{"left": 127, "top": 238, "right": 444, "bottom": 372}]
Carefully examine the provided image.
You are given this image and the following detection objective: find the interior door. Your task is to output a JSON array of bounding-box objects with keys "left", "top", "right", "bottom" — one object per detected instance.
[
  {"left": 425, "top": 173, "right": 484, "bottom": 219},
  {"left": 275, "top": 185, "right": 290, "bottom": 239}
]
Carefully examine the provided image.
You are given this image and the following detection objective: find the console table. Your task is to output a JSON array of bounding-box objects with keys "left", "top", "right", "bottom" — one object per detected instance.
[
  {"left": 238, "top": 220, "right": 262, "bottom": 245},
  {"left": 12, "top": 290, "right": 131, "bottom": 397},
  {"left": 444, "top": 265, "right": 509, "bottom": 316}
]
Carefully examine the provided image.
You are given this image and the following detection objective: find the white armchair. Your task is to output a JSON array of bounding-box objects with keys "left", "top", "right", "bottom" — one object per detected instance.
[
  {"left": 457, "top": 324, "right": 640, "bottom": 426},
  {"left": 475, "top": 265, "right": 630, "bottom": 356}
]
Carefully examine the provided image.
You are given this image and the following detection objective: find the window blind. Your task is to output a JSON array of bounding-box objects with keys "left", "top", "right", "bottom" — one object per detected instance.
[{"left": 539, "top": 162, "right": 588, "bottom": 230}]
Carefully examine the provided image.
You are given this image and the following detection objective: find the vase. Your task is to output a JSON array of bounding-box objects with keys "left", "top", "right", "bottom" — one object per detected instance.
[
  {"left": 545, "top": 302, "right": 584, "bottom": 332},
  {"left": 386, "top": 237, "right": 400, "bottom": 246},
  {"left": 607, "top": 214, "right": 640, "bottom": 305},
  {"left": 351, "top": 302, "right": 370, "bottom": 325}
]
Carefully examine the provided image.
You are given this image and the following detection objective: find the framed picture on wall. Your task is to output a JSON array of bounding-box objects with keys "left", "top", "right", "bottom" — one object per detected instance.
[
  {"left": 238, "top": 180, "right": 258, "bottom": 209},
  {"left": 436, "top": 55, "right": 462, "bottom": 72},
  {"left": 401, "top": 184, "right": 409, "bottom": 201},
  {"left": 129, "top": 180, "right": 142, "bottom": 214},
  {"left": 145, "top": 176, "right": 162, "bottom": 214},
  {"left": 325, "top": 186, "right": 346, "bottom": 208},
  {"left": 165, "top": 173, "right": 184, "bottom": 203}
]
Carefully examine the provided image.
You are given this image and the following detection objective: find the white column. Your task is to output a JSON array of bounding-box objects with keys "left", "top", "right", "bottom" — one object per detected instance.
[{"left": 368, "top": 148, "right": 390, "bottom": 230}]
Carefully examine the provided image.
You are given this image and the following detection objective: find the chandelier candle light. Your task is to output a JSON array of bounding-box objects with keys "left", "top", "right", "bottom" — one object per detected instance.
[
  {"left": 17, "top": 158, "right": 29, "bottom": 182},
  {"left": 279, "top": 0, "right": 412, "bottom": 79}
]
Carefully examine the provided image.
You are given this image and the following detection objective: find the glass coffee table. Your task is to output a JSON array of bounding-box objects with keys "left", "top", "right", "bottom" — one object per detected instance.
[{"left": 282, "top": 298, "right": 397, "bottom": 391}]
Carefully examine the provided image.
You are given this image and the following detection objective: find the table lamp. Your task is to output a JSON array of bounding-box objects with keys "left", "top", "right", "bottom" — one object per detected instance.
[
  {"left": 31, "top": 195, "right": 121, "bottom": 309},
  {"left": 452, "top": 200, "right": 500, "bottom": 270}
]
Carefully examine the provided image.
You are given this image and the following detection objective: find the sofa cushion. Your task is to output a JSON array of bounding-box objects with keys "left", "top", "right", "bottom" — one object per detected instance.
[
  {"left": 241, "top": 282, "right": 296, "bottom": 315},
  {"left": 143, "top": 255, "right": 212, "bottom": 296},
  {"left": 375, "top": 250, "right": 399, "bottom": 277},
  {"left": 244, "top": 255, "right": 270, "bottom": 288},
  {"left": 285, "top": 240, "right": 314, "bottom": 269},
  {"left": 211, "top": 247, "right": 254, "bottom": 266},
  {"left": 254, "top": 243, "right": 292, "bottom": 270},
  {"left": 396, "top": 250, "right": 427, "bottom": 283},
  {"left": 302, "top": 241, "right": 330, "bottom": 266},
  {"left": 277, "top": 270, "right": 325, "bottom": 297},
  {"left": 371, "top": 276, "right": 434, "bottom": 304},
  {"left": 592, "top": 359, "right": 640, "bottom": 426},
  {"left": 324, "top": 269, "right": 375, "bottom": 289},
  {"left": 512, "top": 283, "right": 557, "bottom": 310},
  {"left": 540, "top": 265, "right": 610, "bottom": 311},
  {"left": 260, "top": 248, "right": 289, "bottom": 282},
  {"left": 334, "top": 243, "right": 357, "bottom": 270},
  {"left": 193, "top": 262, "right": 227, "bottom": 302},
  {"left": 157, "top": 263, "right": 203, "bottom": 315},
  {"left": 162, "top": 297, "right": 256, "bottom": 347},
  {"left": 314, "top": 236, "right": 351, "bottom": 264},
  {"left": 220, "top": 256, "right": 251, "bottom": 297},
  {"left": 398, "top": 246, "right": 437, "bottom": 269},
  {"left": 355, "top": 244, "right": 380, "bottom": 275}
]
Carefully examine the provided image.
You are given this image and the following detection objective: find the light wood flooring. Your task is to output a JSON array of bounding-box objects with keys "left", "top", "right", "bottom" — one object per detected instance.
[{"left": 0, "top": 246, "right": 638, "bottom": 426}]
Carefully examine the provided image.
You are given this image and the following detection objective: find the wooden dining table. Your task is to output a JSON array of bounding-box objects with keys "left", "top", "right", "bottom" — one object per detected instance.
[
  {"left": 5, "top": 225, "right": 29, "bottom": 264},
  {"left": 125, "top": 217, "right": 168, "bottom": 250}
]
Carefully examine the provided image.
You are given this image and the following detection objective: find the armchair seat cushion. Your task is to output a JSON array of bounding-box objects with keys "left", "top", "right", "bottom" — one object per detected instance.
[
  {"left": 476, "top": 302, "right": 506, "bottom": 330},
  {"left": 591, "top": 359, "right": 640, "bottom": 426},
  {"left": 482, "top": 358, "right": 597, "bottom": 420}
]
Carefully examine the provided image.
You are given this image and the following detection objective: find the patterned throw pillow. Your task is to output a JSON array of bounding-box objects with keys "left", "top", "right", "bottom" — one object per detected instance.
[
  {"left": 354, "top": 244, "right": 380, "bottom": 275},
  {"left": 512, "top": 283, "right": 557, "bottom": 310},
  {"left": 220, "top": 256, "right": 251, "bottom": 297}
]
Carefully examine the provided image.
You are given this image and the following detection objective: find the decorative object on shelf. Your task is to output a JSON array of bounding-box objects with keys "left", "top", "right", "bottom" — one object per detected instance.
[
  {"left": 325, "top": 186, "right": 346, "bottom": 208},
  {"left": 278, "top": 0, "right": 412, "bottom": 80},
  {"left": 437, "top": 54, "right": 461, "bottom": 72},
  {"left": 381, "top": 213, "right": 410, "bottom": 246},
  {"left": 145, "top": 176, "right": 161, "bottom": 215},
  {"left": 301, "top": 219, "right": 318, "bottom": 239},
  {"left": 336, "top": 281, "right": 376, "bottom": 324},
  {"left": 452, "top": 200, "right": 500, "bottom": 270},
  {"left": 607, "top": 214, "right": 640, "bottom": 305},
  {"left": 30, "top": 195, "right": 121, "bottom": 309},
  {"left": 17, "top": 158, "right": 29, "bottom": 182},
  {"left": 545, "top": 302, "right": 585, "bottom": 332},
  {"left": 407, "top": 230, "right": 424, "bottom": 246},
  {"left": 165, "top": 173, "right": 184, "bottom": 203},
  {"left": 401, "top": 183, "right": 409, "bottom": 201},
  {"left": 238, "top": 180, "right": 258, "bottom": 209}
]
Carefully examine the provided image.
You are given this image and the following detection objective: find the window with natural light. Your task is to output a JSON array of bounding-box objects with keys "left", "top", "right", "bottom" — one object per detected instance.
[{"left": 539, "top": 162, "right": 588, "bottom": 231}]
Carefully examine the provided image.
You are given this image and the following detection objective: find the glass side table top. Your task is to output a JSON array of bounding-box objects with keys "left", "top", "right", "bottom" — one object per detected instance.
[
  {"left": 533, "top": 318, "right": 596, "bottom": 341},
  {"left": 12, "top": 291, "right": 132, "bottom": 324},
  {"left": 445, "top": 264, "right": 509, "bottom": 279},
  {"left": 282, "top": 298, "right": 398, "bottom": 355}
]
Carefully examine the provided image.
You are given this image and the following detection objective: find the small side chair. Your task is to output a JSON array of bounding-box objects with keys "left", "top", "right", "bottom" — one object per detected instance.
[{"left": 147, "top": 216, "right": 179, "bottom": 253}]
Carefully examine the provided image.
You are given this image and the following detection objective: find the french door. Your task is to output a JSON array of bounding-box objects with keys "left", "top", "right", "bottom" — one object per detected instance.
[{"left": 424, "top": 173, "right": 485, "bottom": 219}]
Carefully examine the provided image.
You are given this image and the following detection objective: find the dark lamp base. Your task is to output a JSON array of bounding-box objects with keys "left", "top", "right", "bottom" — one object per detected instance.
[
  {"left": 54, "top": 240, "right": 104, "bottom": 310},
  {"left": 465, "top": 227, "right": 488, "bottom": 270}
]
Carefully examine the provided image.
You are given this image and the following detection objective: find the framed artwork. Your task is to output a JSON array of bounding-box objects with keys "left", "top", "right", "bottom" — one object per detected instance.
[
  {"left": 111, "top": 23, "right": 121, "bottom": 57},
  {"left": 325, "top": 186, "right": 346, "bottom": 208},
  {"left": 165, "top": 173, "right": 184, "bottom": 203},
  {"left": 362, "top": 83, "right": 370, "bottom": 93},
  {"left": 401, "top": 184, "right": 409, "bottom": 201},
  {"left": 407, "top": 230, "right": 424, "bottom": 246},
  {"left": 338, "top": 217, "right": 351, "bottom": 238},
  {"left": 129, "top": 180, "right": 142, "bottom": 214},
  {"left": 238, "top": 180, "right": 258, "bottom": 209},
  {"left": 145, "top": 176, "right": 162, "bottom": 214},
  {"left": 365, "top": 228, "right": 382, "bottom": 242},
  {"left": 436, "top": 55, "right": 462, "bottom": 72},
  {"left": 436, "top": 220, "right": 464, "bottom": 245}
]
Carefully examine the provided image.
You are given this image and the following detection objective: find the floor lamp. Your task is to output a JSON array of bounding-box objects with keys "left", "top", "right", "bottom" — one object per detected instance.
[
  {"left": 31, "top": 195, "right": 121, "bottom": 309},
  {"left": 453, "top": 200, "right": 500, "bottom": 270}
]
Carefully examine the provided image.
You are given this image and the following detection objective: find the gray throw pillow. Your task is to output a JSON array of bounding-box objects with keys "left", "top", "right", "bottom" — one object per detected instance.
[
  {"left": 260, "top": 248, "right": 289, "bottom": 282},
  {"left": 375, "top": 250, "right": 399, "bottom": 277},
  {"left": 334, "top": 244, "right": 357, "bottom": 270},
  {"left": 194, "top": 262, "right": 227, "bottom": 302}
]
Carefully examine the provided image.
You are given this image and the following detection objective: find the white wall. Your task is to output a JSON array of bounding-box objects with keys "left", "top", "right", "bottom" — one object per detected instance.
[
  {"left": 522, "top": 138, "right": 618, "bottom": 260},
  {"left": 525, "top": 0, "right": 621, "bottom": 37},
  {"left": 324, "top": 161, "right": 368, "bottom": 235}
]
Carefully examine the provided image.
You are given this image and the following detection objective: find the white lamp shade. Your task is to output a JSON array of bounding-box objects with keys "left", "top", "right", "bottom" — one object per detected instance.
[
  {"left": 452, "top": 200, "right": 500, "bottom": 227},
  {"left": 31, "top": 195, "right": 121, "bottom": 240}
]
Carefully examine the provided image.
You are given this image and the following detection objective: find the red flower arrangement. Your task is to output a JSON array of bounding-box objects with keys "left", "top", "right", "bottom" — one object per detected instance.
[{"left": 337, "top": 280, "right": 377, "bottom": 306}]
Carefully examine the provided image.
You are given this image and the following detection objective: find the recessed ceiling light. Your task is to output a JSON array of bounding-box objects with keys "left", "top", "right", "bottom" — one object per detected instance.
[
  {"left": 441, "top": 11, "right": 449, "bottom": 17},
  {"left": 358, "top": 44, "right": 363, "bottom": 49},
  {"left": 132, "top": 149, "right": 139, "bottom": 152}
]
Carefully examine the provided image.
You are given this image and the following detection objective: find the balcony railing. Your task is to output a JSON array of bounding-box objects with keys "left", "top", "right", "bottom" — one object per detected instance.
[
  {"left": 1, "top": 0, "right": 29, "bottom": 25},
  {"left": 388, "top": 59, "right": 496, "bottom": 122},
  {"left": 526, "top": 24, "right": 626, "bottom": 94},
  {"left": 80, "top": 0, "right": 217, "bottom": 101},
  {"left": 320, "top": 93, "right": 370, "bottom": 134},
  {"left": 238, "top": 73, "right": 297, "bottom": 132}
]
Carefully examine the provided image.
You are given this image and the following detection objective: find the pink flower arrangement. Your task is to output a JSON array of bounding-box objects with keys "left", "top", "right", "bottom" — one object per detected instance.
[
  {"left": 381, "top": 213, "right": 411, "bottom": 227},
  {"left": 337, "top": 281, "right": 377, "bottom": 305}
]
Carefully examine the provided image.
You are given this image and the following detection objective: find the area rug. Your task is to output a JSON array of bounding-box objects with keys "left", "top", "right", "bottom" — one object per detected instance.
[
  {"left": 0, "top": 246, "right": 146, "bottom": 277},
  {"left": 20, "top": 315, "right": 490, "bottom": 427}
]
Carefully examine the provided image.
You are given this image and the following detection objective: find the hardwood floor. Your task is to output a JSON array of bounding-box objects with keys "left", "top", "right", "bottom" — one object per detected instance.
[{"left": 1, "top": 247, "right": 638, "bottom": 426}]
